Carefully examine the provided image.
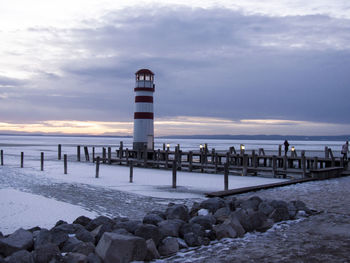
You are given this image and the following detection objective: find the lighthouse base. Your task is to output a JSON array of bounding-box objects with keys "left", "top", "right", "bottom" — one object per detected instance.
[{"left": 133, "top": 142, "right": 147, "bottom": 151}]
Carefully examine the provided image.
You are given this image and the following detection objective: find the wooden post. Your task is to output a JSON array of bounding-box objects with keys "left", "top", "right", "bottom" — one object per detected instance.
[
  {"left": 283, "top": 155, "right": 287, "bottom": 170},
  {"left": 200, "top": 151, "right": 204, "bottom": 173},
  {"left": 64, "top": 154, "right": 67, "bottom": 174},
  {"left": 119, "top": 141, "right": 123, "bottom": 158},
  {"left": 252, "top": 150, "right": 257, "bottom": 168},
  {"left": 188, "top": 151, "right": 193, "bottom": 172},
  {"left": 58, "top": 144, "right": 61, "bottom": 160},
  {"left": 226, "top": 152, "right": 230, "bottom": 165},
  {"left": 229, "top": 146, "right": 236, "bottom": 155},
  {"left": 272, "top": 155, "right": 277, "bottom": 177},
  {"left": 126, "top": 148, "right": 129, "bottom": 165},
  {"left": 143, "top": 145, "right": 147, "bottom": 167},
  {"left": 156, "top": 149, "right": 160, "bottom": 168},
  {"left": 325, "top": 146, "right": 329, "bottom": 158},
  {"left": 77, "top": 146, "right": 81, "bottom": 162},
  {"left": 165, "top": 150, "right": 169, "bottom": 169},
  {"left": 163, "top": 143, "right": 165, "bottom": 151},
  {"left": 108, "top": 147, "right": 112, "bottom": 164},
  {"left": 278, "top": 145, "right": 282, "bottom": 156},
  {"left": 129, "top": 161, "right": 133, "bottom": 183},
  {"left": 215, "top": 154, "right": 219, "bottom": 173},
  {"left": 102, "top": 147, "right": 106, "bottom": 164},
  {"left": 0, "top": 150, "right": 3, "bottom": 166},
  {"left": 224, "top": 162, "right": 229, "bottom": 191},
  {"left": 313, "top": 157, "right": 318, "bottom": 170},
  {"left": 172, "top": 160, "right": 177, "bottom": 188},
  {"left": 92, "top": 147, "right": 95, "bottom": 162},
  {"left": 301, "top": 155, "right": 306, "bottom": 178},
  {"left": 242, "top": 154, "right": 248, "bottom": 176},
  {"left": 20, "top": 152, "right": 24, "bottom": 168},
  {"left": 328, "top": 148, "right": 335, "bottom": 166},
  {"left": 41, "top": 152, "right": 44, "bottom": 171},
  {"left": 211, "top": 148, "right": 215, "bottom": 164},
  {"left": 84, "top": 146, "right": 90, "bottom": 162},
  {"left": 95, "top": 156, "right": 100, "bottom": 178}
]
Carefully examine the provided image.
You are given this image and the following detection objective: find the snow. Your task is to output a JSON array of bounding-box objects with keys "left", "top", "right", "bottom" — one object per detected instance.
[{"left": 0, "top": 188, "right": 97, "bottom": 235}]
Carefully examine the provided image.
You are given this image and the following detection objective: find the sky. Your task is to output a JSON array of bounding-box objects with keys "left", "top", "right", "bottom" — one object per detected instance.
[{"left": 0, "top": 0, "right": 349, "bottom": 136}]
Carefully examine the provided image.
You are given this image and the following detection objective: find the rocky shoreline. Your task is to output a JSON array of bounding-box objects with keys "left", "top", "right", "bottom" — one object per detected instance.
[{"left": 0, "top": 195, "right": 314, "bottom": 263}]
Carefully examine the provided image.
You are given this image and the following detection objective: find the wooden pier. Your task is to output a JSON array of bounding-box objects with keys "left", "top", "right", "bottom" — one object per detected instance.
[{"left": 87, "top": 143, "right": 347, "bottom": 180}]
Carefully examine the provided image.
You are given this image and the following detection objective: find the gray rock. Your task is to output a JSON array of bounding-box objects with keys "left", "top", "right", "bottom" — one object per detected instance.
[
  {"left": 292, "top": 200, "right": 307, "bottom": 211},
  {"left": 269, "top": 207, "right": 290, "bottom": 222},
  {"left": 85, "top": 216, "right": 114, "bottom": 232},
  {"left": 54, "top": 220, "right": 67, "bottom": 227},
  {"left": 189, "top": 215, "right": 216, "bottom": 230},
  {"left": 231, "top": 209, "right": 267, "bottom": 232},
  {"left": 32, "top": 243, "right": 61, "bottom": 263},
  {"left": 240, "top": 196, "right": 262, "bottom": 211},
  {"left": 223, "top": 214, "right": 245, "bottom": 237},
  {"left": 144, "top": 239, "right": 160, "bottom": 261},
  {"left": 114, "top": 220, "right": 142, "bottom": 234},
  {"left": 287, "top": 202, "right": 298, "bottom": 219},
  {"left": 0, "top": 228, "right": 33, "bottom": 257},
  {"left": 270, "top": 200, "right": 288, "bottom": 210},
  {"left": 72, "top": 242, "right": 95, "bottom": 256},
  {"left": 166, "top": 204, "right": 190, "bottom": 222},
  {"left": 213, "top": 224, "right": 237, "bottom": 240},
  {"left": 189, "top": 202, "right": 201, "bottom": 217},
  {"left": 214, "top": 207, "right": 231, "bottom": 223},
  {"left": 143, "top": 213, "right": 164, "bottom": 226},
  {"left": 73, "top": 216, "right": 92, "bottom": 227},
  {"left": 205, "top": 229, "right": 217, "bottom": 240},
  {"left": 158, "top": 219, "right": 184, "bottom": 237},
  {"left": 34, "top": 229, "right": 52, "bottom": 249},
  {"left": 258, "top": 201, "right": 274, "bottom": 216},
  {"left": 179, "top": 223, "right": 205, "bottom": 238},
  {"left": 86, "top": 253, "right": 101, "bottom": 263},
  {"left": 112, "top": 229, "right": 132, "bottom": 236},
  {"left": 63, "top": 252, "right": 87, "bottom": 263},
  {"left": 158, "top": 237, "right": 179, "bottom": 257},
  {"left": 134, "top": 224, "right": 162, "bottom": 246},
  {"left": 202, "top": 237, "right": 211, "bottom": 246},
  {"left": 4, "top": 250, "right": 34, "bottom": 263},
  {"left": 224, "top": 196, "right": 236, "bottom": 211},
  {"left": 96, "top": 233, "right": 147, "bottom": 263},
  {"left": 75, "top": 228, "right": 95, "bottom": 243},
  {"left": 200, "top": 197, "right": 226, "bottom": 213},
  {"left": 176, "top": 238, "right": 188, "bottom": 249},
  {"left": 183, "top": 232, "right": 202, "bottom": 247},
  {"left": 62, "top": 237, "right": 83, "bottom": 253},
  {"left": 52, "top": 223, "right": 84, "bottom": 234}
]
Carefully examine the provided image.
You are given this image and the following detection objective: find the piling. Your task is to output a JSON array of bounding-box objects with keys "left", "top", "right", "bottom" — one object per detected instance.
[
  {"left": 129, "top": 161, "right": 133, "bottom": 183},
  {"left": 102, "top": 147, "right": 106, "bottom": 164},
  {"left": 77, "top": 146, "right": 81, "bottom": 162},
  {"left": 41, "top": 152, "right": 44, "bottom": 171},
  {"left": 172, "top": 160, "right": 177, "bottom": 188},
  {"left": 224, "top": 162, "right": 229, "bottom": 191},
  {"left": 64, "top": 154, "right": 68, "bottom": 174},
  {"left": 95, "top": 156, "right": 100, "bottom": 178},
  {"left": 0, "top": 150, "right": 3, "bottom": 165},
  {"left": 92, "top": 147, "right": 95, "bottom": 162},
  {"left": 84, "top": 146, "right": 90, "bottom": 161},
  {"left": 108, "top": 147, "right": 112, "bottom": 164},
  {"left": 21, "top": 152, "right": 24, "bottom": 168},
  {"left": 58, "top": 144, "right": 61, "bottom": 160}
]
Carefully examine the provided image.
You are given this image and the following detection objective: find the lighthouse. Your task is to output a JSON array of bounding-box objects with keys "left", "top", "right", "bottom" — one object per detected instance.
[{"left": 133, "top": 69, "right": 155, "bottom": 150}]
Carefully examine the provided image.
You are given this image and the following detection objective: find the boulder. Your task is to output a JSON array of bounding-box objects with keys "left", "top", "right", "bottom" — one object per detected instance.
[
  {"left": 61, "top": 237, "right": 83, "bottom": 253},
  {"left": 214, "top": 207, "right": 231, "bottom": 223},
  {"left": 231, "top": 209, "right": 267, "bottom": 232},
  {"left": 134, "top": 224, "right": 162, "bottom": 246},
  {"left": 63, "top": 252, "right": 87, "bottom": 263},
  {"left": 224, "top": 196, "right": 236, "bottom": 211},
  {"left": 213, "top": 224, "right": 237, "bottom": 240},
  {"left": 158, "top": 237, "right": 179, "bottom": 257},
  {"left": 85, "top": 216, "right": 114, "bottom": 232},
  {"left": 197, "top": 209, "right": 210, "bottom": 216},
  {"left": 205, "top": 229, "right": 217, "bottom": 241},
  {"left": 4, "top": 250, "right": 34, "bottom": 263},
  {"left": 158, "top": 219, "right": 184, "bottom": 237},
  {"left": 54, "top": 220, "right": 67, "bottom": 227},
  {"left": 189, "top": 202, "right": 201, "bottom": 217},
  {"left": 96, "top": 233, "right": 147, "bottom": 263},
  {"left": 0, "top": 228, "right": 33, "bottom": 257},
  {"left": 72, "top": 242, "right": 95, "bottom": 256},
  {"left": 269, "top": 207, "right": 290, "bottom": 222},
  {"left": 86, "top": 253, "right": 102, "bottom": 263},
  {"left": 114, "top": 220, "right": 142, "bottom": 234},
  {"left": 200, "top": 197, "right": 226, "bottom": 213},
  {"left": 291, "top": 200, "right": 307, "bottom": 211},
  {"left": 287, "top": 202, "right": 297, "bottom": 219},
  {"left": 32, "top": 243, "right": 61, "bottom": 263},
  {"left": 34, "top": 229, "right": 52, "bottom": 249},
  {"left": 165, "top": 204, "right": 190, "bottom": 222},
  {"left": 75, "top": 228, "right": 95, "bottom": 243},
  {"left": 240, "top": 196, "right": 262, "bottom": 211},
  {"left": 189, "top": 215, "right": 216, "bottom": 230},
  {"left": 143, "top": 214, "right": 164, "bottom": 226},
  {"left": 270, "top": 200, "right": 288, "bottom": 210},
  {"left": 73, "top": 216, "right": 92, "bottom": 227},
  {"left": 223, "top": 214, "right": 245, "bottom": 237},
  {"left": 183, "top": 232, "right": 202, "bottom": 247},
  {"left": 179, "top": 223, "right": 205, "bottom": 238},
  {"left": 258, "top": 201, "right": 274, "bottom": 216},
  {"left": 176, "top": 238, "right": 188, "bottom": 249},
  {"left": 144, "top": 239, "right": 160, "bottom": 261}
]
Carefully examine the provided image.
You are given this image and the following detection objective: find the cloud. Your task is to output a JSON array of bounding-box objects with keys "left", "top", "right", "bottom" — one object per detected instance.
[{"left": 0, "top": 6, "right": 349, "bottom": 134}]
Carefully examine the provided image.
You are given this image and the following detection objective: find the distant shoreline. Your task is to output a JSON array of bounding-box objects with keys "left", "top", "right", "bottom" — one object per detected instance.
[{"left": 0, "top": 133, "right": 349, "bottom": 141}]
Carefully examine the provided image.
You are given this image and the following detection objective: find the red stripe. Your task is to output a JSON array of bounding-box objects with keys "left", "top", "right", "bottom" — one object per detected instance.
[
  {"left": 134, "top": 87, "right": 155, "bottom": 92},
  {"left": 135, "top": 96, "right": 153, "bottom": 103},
  {"left": 134, "top": 112, "right": 154, "bottom": 119}
]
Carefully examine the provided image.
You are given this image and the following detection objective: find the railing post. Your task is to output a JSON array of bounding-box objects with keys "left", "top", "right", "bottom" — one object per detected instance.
[
  {"left": 58, "top": 144, "right": 61, "bottom": 160},
  {"left": 242, "top": 154, "right": 248, "bottom": 176},
  {"left": 41, "top": 152, "right": 44, "bottom": 171},
  {"left": 0, "top": 150, "right": 3, "bottom": 166},
  {"left": 95, "top": 156, "right": 100, "bottom": 178},
  {"left": 64, "top": 154, "right": 68, "bottom": 174},
  {"left": 172, "top": 160, "right": 177, "bottom": 188},
  {"left": 77, "top": 145, "right": 81, "bottom": 162},
  {"left": 92, "top": 147, "right": 95, "bottom": 162},
  {"left": 102, "top": 147, "right": 106, "bottom": 164},
  {"left": 272, "top": 155, "right": 277, "bottom": 178},
  {"left": 224, "top": 162, "right": 229, "bottom": 191},
  {"left": 20, "top": 152, "right": 24, "bottom": 168},
  {"left": 108, "top": 147, "right": 112, "bottom": 164},
  {"left": 188, "top": 151, "right": 193, "bottom": 172}
]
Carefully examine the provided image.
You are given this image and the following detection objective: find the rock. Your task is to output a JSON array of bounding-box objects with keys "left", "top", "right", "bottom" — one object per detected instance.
[
  {"left": 144, "top": 239, "right": 160, "bottom": 261},
  {"left": 72, "top": 242, "right": 95, "bottom": 256},
  {"left": 34, "top": 229, "right": 52, "bottom": 249},
  {"left": 63, "top": 252, "right": 87, "bottom": 263},
  {"left": 114, "top": 220, "right": 142, "bottom": 234},
  {"left": 0, "top": 232, "right": 3, "bottom": 238},
  {"left": 55, "top": 220, "right": 67, "bottom": 227},
  {"left": 270, "top": 200, "right": 288, "bottom": 210},
  {"left": 93, "top": 224, "right": 113, "bottom": 244},
  {"left": 205, "top": 229, "right": 217, "bottom": 240},
  {"left": 189, "top": 215, "right": 216, "bottom": 230},
  {"left": 202, "top": 237, "right": 210, "bottom": 246},
  {"left": 158, "top": 237, "right": 179, "bottom": 257},
  {"left": 32, "top": 243, "right": 61, "bottom": 263},
  {"left": 183, "top": 232, "right": 202, "bottom": 247},
  {"left": 52, "top": 223, "right": 83, "bottom": 234},
  {"left": 214, "top": 207, "right": 231, "bottom": 223},
  {"left": 197, "top": 209, "right": 209, "bottom": 216},
  {"left": 26, "top": 226, "right": 41, "bottom": 233},
  {"left": 269, "top": 207, "right": 290, "bottom": 222},
  {"left": 143, "top": 213, "right": 164, "bottom": 226},
  {"left": 200, "top": 197, "right": 226, "bottom": 213},
  {"left": 85, "top": 216, "right": 114, "bottom": 232},
  {"left": 158, "top": 219, "right": 184, "bottom": 237},
  {"left": 287, "top": 202, "right": 298, "bottom": 219},
  {"left": 240, "top": 196, "right": 262, "bottom": 211},
  {"left": 258, "top": 201, "right": 274, "bottom": 216},
  {"left": 231, "top": 209, "right": 267, "bottom": 232},
  {"left": 149, "top": 210, "right": 166, "bottom": 219},
  {"left": 86, "top": 253, "right": 101, "bottom": 263},
  {"left": 189, "top": 202, "right": 201, "bottom": 217},
  {"left": 213, "top": 224, "right": 237, "bottom": 240},
  {"left": 75, "top": 228, "right": 95, "bottom": 243},
  {"left": 73, "top": 216, "right": 92, "bottom": 227},
  {"left": 112, "top": 229, "right": 132, "bottom": 236},
  {"left": 134, "top": 224, "right": 163, "bottom": 246},
  {"left": 176, "top": 238, "right": 188, "bottom": 249},
  {"left": 165, "top": 204, "right": 190, "bottom": 222},
  {"left": 4, "top": 250, "right": 34, "bottom": 263},
  {"left": 292, "top": 200, "right": 307, "bottom": 211},
  {"left": 96, "top": 233, "right": 147, "bottom": 263},
  {"left": 223, "top": 214, "right": 245, "bottom": 237},
  {"left": 179, "top": 223, "right": 205, "bottom": 238},
  {"left": 224, "top": 196, "right": 236, "bottom": 211},
  {"left": 62, "top": 237, "right": 83, "bottom": 253},
  {"left": 257, "top": 218, "right": 274, "bottom": 232},
  {"left": 0, "top": 228, "right": 33, "bottom": 257}
]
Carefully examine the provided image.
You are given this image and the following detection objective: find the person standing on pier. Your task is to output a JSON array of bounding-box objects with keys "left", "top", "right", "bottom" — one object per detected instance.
[
  {"left": 284, "top": 140, "right": 289, "bottom": 156},
  {"left": 341, "top": 141, "right": 349, "bottom": 161}
]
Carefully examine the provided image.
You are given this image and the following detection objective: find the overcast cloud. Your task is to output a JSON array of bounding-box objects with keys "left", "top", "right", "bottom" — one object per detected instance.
[{"left": 0, "top": 2, "right": 349, "bottom": 134}]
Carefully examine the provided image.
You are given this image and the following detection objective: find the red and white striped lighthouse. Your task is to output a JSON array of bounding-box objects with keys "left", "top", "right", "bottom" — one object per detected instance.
[{"left": 133, "top": 69, "right": 155, "bottom": 150}]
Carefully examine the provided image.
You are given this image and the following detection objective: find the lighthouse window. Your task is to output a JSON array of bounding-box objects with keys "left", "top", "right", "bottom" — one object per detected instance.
[
  {"left": 145, "top": 75, "right": 151, "bottom": 81},
  {"left": 139, "top": 75, "right": 144, "bottom": 80}
]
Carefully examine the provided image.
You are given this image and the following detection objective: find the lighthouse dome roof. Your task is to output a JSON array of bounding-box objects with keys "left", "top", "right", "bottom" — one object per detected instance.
[{"left": 135, "top": 69, "right": 154, "bottom": 75}]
